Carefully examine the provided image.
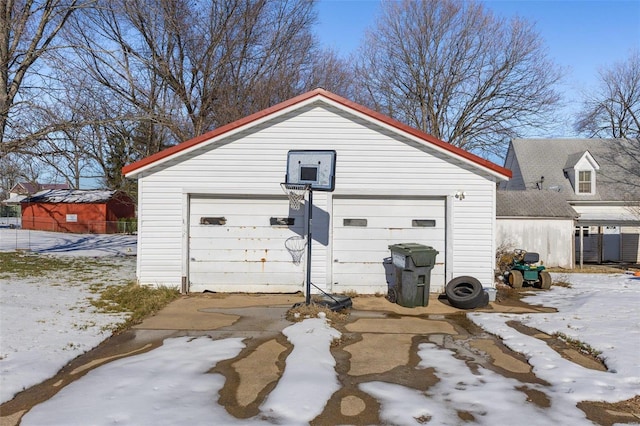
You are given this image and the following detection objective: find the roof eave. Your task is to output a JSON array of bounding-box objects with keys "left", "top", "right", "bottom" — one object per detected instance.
[
  {"left": 122, "top": 90, "right": 328, "bottom": 178},
  {"left": 122, "top": 88, "right": 512, "bottom": 180}
]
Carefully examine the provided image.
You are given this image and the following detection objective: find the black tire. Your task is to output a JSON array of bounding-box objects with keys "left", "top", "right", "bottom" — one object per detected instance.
[
  {"left": 445, "top": 276, "right": 485, "bottom": 309},
  {"left": 479, "top": 290, "right": 489, "bottom": 308},
  {"left": 508, "top": 270, "right": 524, "bottom": 288},
  {"left": 387, "top": 287, "right": 398, "bottom": 304},
  {"left": 539, "top": 271, "right": 552, "bottom": 289}
]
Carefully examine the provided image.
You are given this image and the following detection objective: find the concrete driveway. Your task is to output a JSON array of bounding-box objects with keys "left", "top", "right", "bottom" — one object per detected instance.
[{"left": 1, "top": 292, "right": 630, "bottom": 425}]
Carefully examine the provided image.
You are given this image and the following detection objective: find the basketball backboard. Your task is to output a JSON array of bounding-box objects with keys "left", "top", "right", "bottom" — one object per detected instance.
[{"left": 285, "top": 150, "right": 336, "bottom": 192}]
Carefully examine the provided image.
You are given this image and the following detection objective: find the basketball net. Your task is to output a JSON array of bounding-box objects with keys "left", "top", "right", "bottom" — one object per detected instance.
[
  {"left": 280, "top": 183, "right": 309, "bottom": 210},
  {"left": 285, "top": 235, "right": 307, "bottom": 265}
]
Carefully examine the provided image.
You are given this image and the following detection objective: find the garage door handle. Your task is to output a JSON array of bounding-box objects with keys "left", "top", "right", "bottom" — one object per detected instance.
[{"left": 334, "top": 259, "right": 339, "bottom": 262}]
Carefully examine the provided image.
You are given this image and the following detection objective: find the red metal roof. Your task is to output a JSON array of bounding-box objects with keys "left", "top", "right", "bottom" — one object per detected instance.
[{"left": 122, "top": 88, "right": 512, "bottom": 178}]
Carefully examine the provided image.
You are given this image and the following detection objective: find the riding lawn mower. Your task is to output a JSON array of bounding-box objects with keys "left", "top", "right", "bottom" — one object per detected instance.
[{"left": 503, "top": 249, "right": 552, "bottom": 289}]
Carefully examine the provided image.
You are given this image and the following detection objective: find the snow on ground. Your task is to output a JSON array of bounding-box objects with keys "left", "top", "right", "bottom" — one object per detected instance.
[
  {"left": 21, "top": 336, "right": 250, "bottom": 426},
  {"left": 469, "top": 273, "right": 640, "bottom": 406},
  {"left": 260, "top": 314, "right": 342, "bottom": 423},
  {"left": 0, "top": 227, "right": 136, "bottom": 256},
  {"left": 366, "top": 273, "right": 640, "bottom": 425},
  {"left": 0, "top": 229, "right": 137, "bottom": 403},
  {"left": 2, "top": 229, "right": 640, "bottom": 425}
]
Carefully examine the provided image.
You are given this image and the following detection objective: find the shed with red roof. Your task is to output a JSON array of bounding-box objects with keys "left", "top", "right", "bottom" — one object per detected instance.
[{"left": 20, "top": 189, "right": 135, "bottom": 234}]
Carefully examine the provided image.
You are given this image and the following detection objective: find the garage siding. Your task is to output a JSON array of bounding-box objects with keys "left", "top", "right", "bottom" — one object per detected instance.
[
  {"left": 496, "top": 218, "right": 575, "bottom": 268},
  {"left": 188, "top": 196, "right": 306, "bottom": 293},
  {"left": 332, "top": 197, "right": 446, "bottom": 293},
  {"left": 134, "top": 101, "right": 500, "bottom": 291}
]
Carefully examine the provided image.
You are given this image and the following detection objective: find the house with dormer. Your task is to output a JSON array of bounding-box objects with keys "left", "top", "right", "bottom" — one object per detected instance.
[{"left": 498, "top": 138, "right": 640, "bottom": 266}]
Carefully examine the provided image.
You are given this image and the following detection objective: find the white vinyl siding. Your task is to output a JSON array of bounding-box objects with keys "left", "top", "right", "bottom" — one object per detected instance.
[
  {"left": 332, "top": 197, "right": 445, "bottom": 293},
  {"left": 134, "top": 101, "right": 500, "bottom": 292},
  {"left": 188, "top": 196, "right": 305, "bottom": 292},
  {"left": 497, "top": 218, "right": 575, "bottom": 268}
]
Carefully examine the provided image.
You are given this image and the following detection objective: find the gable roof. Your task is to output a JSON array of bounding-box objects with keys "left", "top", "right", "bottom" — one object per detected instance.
[
  {"left": 563, "top": 151, "right": 599, "bottom": 170},
  {"left": 503, "top": 138, "right": 640, "bottom": 201},
  {"left": 497, "top": 190, "right": 578, "bottom": 218},
  {"left": 21, "top": 189, "right": 122, "bottom": 204},
  {"left": 10, "top": 182, "right": 70, "bottom": 195},
  {"left": 122, "top": 88, "right": 511, "bottom": 180}
]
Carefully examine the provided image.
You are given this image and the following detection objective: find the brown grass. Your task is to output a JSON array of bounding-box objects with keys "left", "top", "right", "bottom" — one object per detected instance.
[
  {"left": 553, "top": 332, "right": 602, "bottom": 357},
  {"left": 495, "top": 283, "right": 522, "bottom": 301},
  {"left": 90, "top": 282, "right": 180, "bottom": 333},
  {"left": 495, "top": 242, "right": 516, "bottom": 278},
  {"left": 547, "top": 264, "right": 640, "bottom": 274},
  {"left": 286, "top": 302, "right": 350, "bottom": 324}
]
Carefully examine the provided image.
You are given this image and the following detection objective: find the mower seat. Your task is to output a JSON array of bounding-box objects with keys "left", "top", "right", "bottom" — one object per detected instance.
[{"left": 523, "top": 252, "right": 540, "bottom": 264}]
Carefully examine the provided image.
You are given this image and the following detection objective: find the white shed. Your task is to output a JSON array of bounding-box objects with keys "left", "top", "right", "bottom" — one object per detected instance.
[
  {"left": 123, "top": 89, "right": 511, "bottom": 294},
  {"left": 496, "top": 190, "right": 579, "bottom": 269}
]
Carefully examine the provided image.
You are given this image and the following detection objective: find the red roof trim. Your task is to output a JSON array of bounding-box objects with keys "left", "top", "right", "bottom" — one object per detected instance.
[{"left": 122, "top": 88, "right": 511, "bottom": 178}]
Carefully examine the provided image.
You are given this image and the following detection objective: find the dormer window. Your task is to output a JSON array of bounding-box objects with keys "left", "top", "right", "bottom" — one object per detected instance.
[
  {"left": 563, "top": 150, "right": 599, "bottom": 196},
  {"left": 578, "top": 170, "right": 592, "bottom": 193}
]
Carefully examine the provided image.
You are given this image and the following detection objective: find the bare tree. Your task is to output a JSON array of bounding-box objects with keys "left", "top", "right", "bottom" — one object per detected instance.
[
  {"left": 42, "top": 0, "right": 354, "bottom": 192},
  {"left": 0, "top": 0, "right": 89, "bottom": 155},
  {"left": 307, "top": 48, "right": 357, "bottom": 99},
  {"left": 354, "top": 0, "right": 562, "bottom": 157},
  {"left": 574, "top": 51, "right": 640, "bottom": 218},
  {"left": 61, "top": 0, "right": 321, "bottom": 144},
  {"left": 575, "top": 50, "right": 640, "bottom": 139}
]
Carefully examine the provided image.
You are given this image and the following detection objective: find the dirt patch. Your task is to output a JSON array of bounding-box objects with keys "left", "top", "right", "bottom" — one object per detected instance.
[
  {"left": 344, "top": 333, "right": 414, "bottom": 376},
  {"left": 493, "top": 284, "right": 557, "bottom": 313},
  {"left": 469, "top": 338, "right": 532, "bottom": 374},
  {"left": 547, "top": 264, "right": 640, "bottom": 274},
  {"left": 344, "top": 316, "right": 457, "bottom": 335},
  {"left": 285, "top": 302, "right": 350, "bottom": 324},
  {"left": 230, "top": 339, "right": 287, "bottom": 407},
  {"left": 579, "top": 395, "right": 640, "bottom": 426},
  {"left": 213, "top": 335, "right": 292, "bottom": 419},
  {"left": 507, "top": 321, "right": 607, "bottom": 371}
]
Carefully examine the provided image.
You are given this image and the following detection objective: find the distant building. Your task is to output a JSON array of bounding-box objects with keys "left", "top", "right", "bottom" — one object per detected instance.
[
  {"left": 2, "top": 182, "right": 72, "bottom": 223},
  {"left": 7, "top": 182, "right": 70, "bottom": 200},
  {"left": 499, "top": 138, "right": 640, "bottom": 266},
  {"left": 20, "top": 189, "right": 136, "bottom": 234}
]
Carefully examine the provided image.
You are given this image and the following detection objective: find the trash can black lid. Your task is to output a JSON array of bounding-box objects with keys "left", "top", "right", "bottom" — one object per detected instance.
[{"left": 388, "top": 243, "right": 439, "bottom": 267}]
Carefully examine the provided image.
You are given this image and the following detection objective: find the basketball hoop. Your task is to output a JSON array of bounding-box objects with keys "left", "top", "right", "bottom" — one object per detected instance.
[
  {"left": 285, "top": 235, "right": 307, "bottom": 265},
  {"left": 280, "top": 183, "right": 309, "bottom": 210}
]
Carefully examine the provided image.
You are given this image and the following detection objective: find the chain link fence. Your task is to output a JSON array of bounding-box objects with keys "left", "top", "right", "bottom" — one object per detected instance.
[
  {"left": 0, "top": 217, "right": 137, "bottom": 251},
  {"left": 16, "top": 217, "right": 136, "bottom": 234}
]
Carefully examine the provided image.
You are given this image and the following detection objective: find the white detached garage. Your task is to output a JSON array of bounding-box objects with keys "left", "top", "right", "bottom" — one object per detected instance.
[{"left": 123, "top": 89, "right": 511, "bottom": 295}]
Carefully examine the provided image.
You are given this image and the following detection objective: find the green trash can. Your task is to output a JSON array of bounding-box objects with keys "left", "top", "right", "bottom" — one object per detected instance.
[{"left": 388, "top": 243, "right": 439, "bottom": 308}]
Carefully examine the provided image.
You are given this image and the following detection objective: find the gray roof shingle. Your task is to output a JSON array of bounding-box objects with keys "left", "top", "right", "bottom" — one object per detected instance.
[
  {"left": 502, "top": 138, "right": 640, "bottom": 201},
  {"left": 497, "top": 190, "right": 578, "bottom": 218},
  {"left": 21, "top": 189, "right": 118, "bottom": 204}
]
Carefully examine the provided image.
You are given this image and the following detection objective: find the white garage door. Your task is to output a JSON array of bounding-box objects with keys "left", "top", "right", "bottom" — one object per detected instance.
[
  {"left": 332, "top": 197, "right": 445, "bottom": 293},
  {"left": 188, "top": 196, "right": 305, "bottom": 292}
]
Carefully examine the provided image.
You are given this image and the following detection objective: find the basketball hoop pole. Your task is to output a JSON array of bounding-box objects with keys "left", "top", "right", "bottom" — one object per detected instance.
[{"left": 305, "top": 189, "right": 313, "bottom": 305}]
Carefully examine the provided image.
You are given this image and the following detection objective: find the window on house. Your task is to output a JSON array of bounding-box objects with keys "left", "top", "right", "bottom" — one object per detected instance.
[
  {"left": 574, "top": 226, "right": 589, "bottom": 237},
  {"left": 270, "top": 217, "right": 295, "bottom": 226},
  {"left": 412, "top": 219, "right": 436, "bottom": 227},
  {"left": 578, "top": 170, "right": 592, "bottom": 193},
  {"left": 343, "top": 218, "right": 367, "bottom": 227},
  {"left": 200, "top": 217, "right": 226, "bottom": 225}
]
